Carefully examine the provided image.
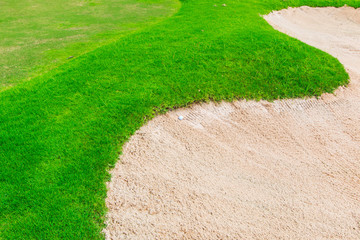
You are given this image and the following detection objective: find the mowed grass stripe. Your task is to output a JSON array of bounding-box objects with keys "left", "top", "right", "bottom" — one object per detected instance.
[
  {"left": 0, "top": 0, "right": 179, "bottom": 89},
  {"left": 1, "top": 0, "right": 359, "bottom": 239}
]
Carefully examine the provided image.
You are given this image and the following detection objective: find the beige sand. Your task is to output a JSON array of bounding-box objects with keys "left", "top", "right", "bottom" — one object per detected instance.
[{"left": 104, "top": 6, "right": 360, "bottom": 239}]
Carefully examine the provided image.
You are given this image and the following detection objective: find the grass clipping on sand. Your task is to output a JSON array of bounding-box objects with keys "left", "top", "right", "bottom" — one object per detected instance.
[{"left": 0, "top": 0, "right": 360, "bottom": 239}]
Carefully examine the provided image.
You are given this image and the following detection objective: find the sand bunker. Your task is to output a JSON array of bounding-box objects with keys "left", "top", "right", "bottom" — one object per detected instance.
[{"left": 104, "top": 6, "right": 360, "bottom": 239}]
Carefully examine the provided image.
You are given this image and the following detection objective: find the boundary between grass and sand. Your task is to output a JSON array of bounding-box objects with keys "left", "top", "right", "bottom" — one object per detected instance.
[{"left": 1, "top": 0, "right": 360, "bottom": 239}]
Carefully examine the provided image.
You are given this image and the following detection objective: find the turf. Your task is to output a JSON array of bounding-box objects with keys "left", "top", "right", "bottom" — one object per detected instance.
[
  {"left": 0, "top": 0, "right": 179, "bottom": 89},
  {"left": 1, "top": 0, "right": 359, "bottom": 239}
]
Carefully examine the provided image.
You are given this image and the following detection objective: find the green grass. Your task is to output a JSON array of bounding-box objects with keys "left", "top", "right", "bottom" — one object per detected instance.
[
  {"left": 1, "top": 0, "right": 359, "bottom": 239},
  {"left": 0, "top": 0, "right": 179, "bottom": 89}
]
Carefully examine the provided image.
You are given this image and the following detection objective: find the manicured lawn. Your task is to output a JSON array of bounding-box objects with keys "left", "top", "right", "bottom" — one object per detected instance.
[
  {"left": 0, "top": 0, "right": 359, "bottom": 239},
  {"left": 0, "top": 0, "right": 179, "bottom": 89}
]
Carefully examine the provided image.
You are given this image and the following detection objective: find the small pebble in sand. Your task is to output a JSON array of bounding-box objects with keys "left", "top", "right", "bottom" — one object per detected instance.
[
  {"left": 222, "top": 3, "right": 226, "bottom": 7},
  {"left": 178, "top": 116, "right": 184, "bottom": 120}
]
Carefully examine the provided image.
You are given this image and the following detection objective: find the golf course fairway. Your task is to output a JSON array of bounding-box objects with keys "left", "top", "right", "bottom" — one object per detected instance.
[{"left": 0, "top": 0, "right": 359, "bottom": 239}]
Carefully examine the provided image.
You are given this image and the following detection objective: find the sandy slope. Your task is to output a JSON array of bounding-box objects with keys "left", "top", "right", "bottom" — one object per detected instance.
[{"left": 104, "top": 6, "right": 360, "bottom": 239}]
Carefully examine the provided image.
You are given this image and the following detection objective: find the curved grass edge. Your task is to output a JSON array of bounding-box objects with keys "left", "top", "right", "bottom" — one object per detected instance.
[{"left": 0, "top": 0, "right": 359, "bottom": 239}]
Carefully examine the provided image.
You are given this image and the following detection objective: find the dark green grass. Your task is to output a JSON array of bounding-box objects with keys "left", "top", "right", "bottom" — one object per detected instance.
[
  {"left": 1, "top": 0, "right": 360, "bottom": 239},
  {"left": 0, "top": 0, "right": 179, "bottom": 89}
]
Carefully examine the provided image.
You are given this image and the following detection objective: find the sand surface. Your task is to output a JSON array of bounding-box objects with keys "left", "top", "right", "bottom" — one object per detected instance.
[{"left": 104, "top": 6, "right": 360, "bottom": 239}]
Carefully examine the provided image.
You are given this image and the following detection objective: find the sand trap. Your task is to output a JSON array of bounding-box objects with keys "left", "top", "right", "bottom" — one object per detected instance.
[{"left": 104, "top": 6, "right": 360, "bottom": 239}]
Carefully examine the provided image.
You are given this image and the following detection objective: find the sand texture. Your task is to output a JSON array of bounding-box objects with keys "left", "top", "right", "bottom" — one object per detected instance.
[{"left": 104, "top": 6, "right": 360, "bottom": 239}]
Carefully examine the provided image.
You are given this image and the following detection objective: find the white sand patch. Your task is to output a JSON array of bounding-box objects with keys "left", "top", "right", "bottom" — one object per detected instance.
[{"left": 104, "top": 6, "right": 360, "bottom": 239}]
